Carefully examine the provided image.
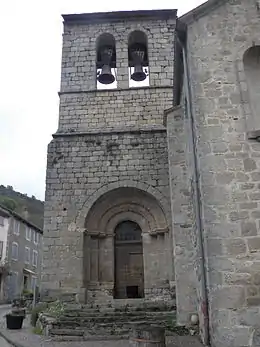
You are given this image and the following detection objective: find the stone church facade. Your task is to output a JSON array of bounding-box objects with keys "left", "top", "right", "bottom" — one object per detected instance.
[{"left": 43, "top": 1, "right": 260, "bottom": 346}]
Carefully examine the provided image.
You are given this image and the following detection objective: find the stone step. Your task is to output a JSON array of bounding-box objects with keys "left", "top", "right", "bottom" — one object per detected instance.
[
  {"left": 50, "top": 328, "right": 85, "bottom": 336},
  {"left": 49, "top": 320, "right": 175, "bottom": 338},
  {"left": 54, "top": 312, "right": 176, "bottom": 325},
  {"left": 63, "top": 301, "right": 176, "bottom": 313},
  {"left": 62, "top": 310, "right": 176, "bottom": 318}
]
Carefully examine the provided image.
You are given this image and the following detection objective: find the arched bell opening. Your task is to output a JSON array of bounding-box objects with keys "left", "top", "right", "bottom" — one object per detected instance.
[
  {"left": 128, "top": 30, "right": 149, "bottom": 88},
  {"left": 243, "top": 46, "right": 260, "bottom": 122},
  {"left": 114, "top": 220, "right": 144, "bottom": 299},
  {"left": 96, "top": 33, "right": 117, "bottom": 90}
]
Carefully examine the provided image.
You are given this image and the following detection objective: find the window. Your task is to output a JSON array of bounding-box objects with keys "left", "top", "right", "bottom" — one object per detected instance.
[
  {"left": 0, "top": 216, "right": 4, "bottom": 226},
  {"left": 31, "top": 276, "right": 37, "bottom": 291},
  {"left": 0, "top": 241, "right": 3, "bottom": 260},
  {"left": 14, "top": 220, "right": 20, "bottom": 235},
  {"left": 34, "top": 231, "right": 39, "bottom": 244},
  {"left": 32, "top": 250, "right": 38, "bottom": 267},
  {"left": 25, "top": 247, "right": 30, "bottom": 264},
  {"left": 10, "top": 272, "right": 18, "bottom": 298},
  {"left": 26, "top": 227, "right": 31, "bottom": 241},
  {"left": 11, "top": 242, "right": 18, "bottom": 260},
  {"left": 243, "top": 46, "right": 260, "bottom": 129}
]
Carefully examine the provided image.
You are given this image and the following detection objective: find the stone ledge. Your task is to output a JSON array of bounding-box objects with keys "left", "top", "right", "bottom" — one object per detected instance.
[
  {"left": 53, "top": 125, "right": 166, "bottom": 138},
  {"left": 59, "top": 85, "right": 173, "bottom": 96}
]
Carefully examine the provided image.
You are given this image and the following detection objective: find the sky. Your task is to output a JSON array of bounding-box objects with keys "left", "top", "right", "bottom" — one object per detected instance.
[{"left": 0, "top": 0, "right": 205, "bottom": 201}]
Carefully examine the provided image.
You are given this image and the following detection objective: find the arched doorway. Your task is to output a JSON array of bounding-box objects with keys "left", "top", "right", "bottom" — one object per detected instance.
[{"left": 114, "top": 221, "right": 144, "bottom": 299}]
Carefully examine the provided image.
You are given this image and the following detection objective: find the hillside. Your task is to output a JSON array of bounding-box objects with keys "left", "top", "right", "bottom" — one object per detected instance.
[{"left": 0, "top": 185, "right": 44, "bottom": 229}]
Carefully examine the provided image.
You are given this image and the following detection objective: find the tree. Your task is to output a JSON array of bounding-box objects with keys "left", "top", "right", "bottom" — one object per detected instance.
[{"left": 0, "top": 197, "right": 17, "bottom": 211}]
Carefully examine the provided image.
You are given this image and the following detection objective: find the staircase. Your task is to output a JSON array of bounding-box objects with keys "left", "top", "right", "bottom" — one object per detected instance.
[{"left": 46, "top": 300, "right": 178, "bottom": 341}]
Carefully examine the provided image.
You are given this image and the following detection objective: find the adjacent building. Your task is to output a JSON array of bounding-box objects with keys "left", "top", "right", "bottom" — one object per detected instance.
[{"left": 0, "top": 204, "right": 43, "bottom": 302}]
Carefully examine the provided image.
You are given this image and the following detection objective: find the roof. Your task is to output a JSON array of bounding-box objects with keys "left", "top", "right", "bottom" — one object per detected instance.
[
  {"left": 179, "top": 0, "right": 229, "bottom": 25},
  {"left": 62, "top": 9, "right": 177, "bottom": 24},
  {"left": 0, "top": 204, "right": 43, "bottom": 234}
]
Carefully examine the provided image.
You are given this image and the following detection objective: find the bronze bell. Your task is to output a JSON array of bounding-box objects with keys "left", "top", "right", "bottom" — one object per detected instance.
[
  {"left": 97, "top": 46, "right": 115, "bottom": 85},
  {"left": 131, "top": 64, "right": 146, "bottom": 82},
  {"left": 98, "top": 65, "right": 115, "bottom": 85},
  {"left": 130, "top": 45, "right": 147, "bottom": 82}
]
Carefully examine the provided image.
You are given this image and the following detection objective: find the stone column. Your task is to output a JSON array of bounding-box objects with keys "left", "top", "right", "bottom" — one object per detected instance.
[{"left": 99, "top": 235, "right": 114, "bottom": 286}]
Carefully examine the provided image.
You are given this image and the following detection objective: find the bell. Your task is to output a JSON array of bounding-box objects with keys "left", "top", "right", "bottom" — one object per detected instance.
[
  {"left": 97, "top": 46, "right": 115, "bottom": 85},
  {"left": 131, "top": 64, "right": 146, "bottom": 82},
  {"left": 130, "top": 44, "right": 147, "bottom": 82},
  {"left": 98, "top": 65, "right": 115, "bottom": 84}
]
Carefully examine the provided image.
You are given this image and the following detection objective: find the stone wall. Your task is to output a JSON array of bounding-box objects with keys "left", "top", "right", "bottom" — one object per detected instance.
[
  {"left": 166, "top": 106, "right": 198, "bottom": 324},
  {"left": 60, "top": 15, "right": 175, "bottom": 91},
  {"left": 58, "top": 87, "right": 173, "bottom": 132},
  {"left": 43, "top": 10, "right": 176, "bottom": 303},
  {"left": 43, "top": 130, "right": 174, "bottom": 301},
  {"left": 184, "top": 0, "right": 260, "bottom": 346}
]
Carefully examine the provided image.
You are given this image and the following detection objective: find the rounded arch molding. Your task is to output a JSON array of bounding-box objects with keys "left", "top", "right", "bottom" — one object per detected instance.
[
  {"left": 233, "top": 39, "right": 260, "bottom": 138},
  {"left": 76, "top": 181, "right": 171, "bottom": 235}
]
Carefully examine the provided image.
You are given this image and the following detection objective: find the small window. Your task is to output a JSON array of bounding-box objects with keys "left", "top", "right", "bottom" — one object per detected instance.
[
  {"left": 0, "top": 216, "right": 4, "bottom": 226},
  {"left": 11, "top": 242, "right": 18, "bottom": 260},
  {"left": 0, "top": 241, "right": 3, "bottom": 260},
  {"left": 10, "top": 272, "right": 18, "bottom": 296},
  {"left": 14, "top": 220, "right": 20, "bottom": 235},
  {"left": 26, "top": 227, "right": 31, "bottom": 241},
  {"left": 34, "top": 231, "right": 39, "bottom": 244},
  {"left": 32, "top": 250, "right": 38, "bottom": 267},
  {"left": 31, "top": 276, "right": 37, "bottom": 291},
  {"left": 25, "top": 247, "right": 30, "bottom": 264}
]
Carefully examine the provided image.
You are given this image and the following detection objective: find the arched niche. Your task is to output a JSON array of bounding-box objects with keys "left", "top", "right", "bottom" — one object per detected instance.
[
  {"left": 243, "top": 46, "right": 260, "bottom": 125},
  {"left": 128, "top": 30, "right": 149, "bottom": 87},
  {"left": 96, "top": 33, "right": 117, "bottom": 89}
]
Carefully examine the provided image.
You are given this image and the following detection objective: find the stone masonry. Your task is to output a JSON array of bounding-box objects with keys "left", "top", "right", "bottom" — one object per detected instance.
[
  {"left": 43, "top": 2, "right": 260, "bottom": 347},
  {"left": 43, "top": 10, "right": 176, "bottom": 305},
  {"left": 167, "top": 1, "right": 260, "bottom": 347}
]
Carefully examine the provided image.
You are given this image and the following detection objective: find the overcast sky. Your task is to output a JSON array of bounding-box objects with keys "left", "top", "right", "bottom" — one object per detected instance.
[{"left": 0, "top": 0, "right": 205, "bottom": 201}]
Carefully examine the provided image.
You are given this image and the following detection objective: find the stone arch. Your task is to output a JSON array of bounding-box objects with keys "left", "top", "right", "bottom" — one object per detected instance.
[
  {"left": 234, "top": 40, "right": 260, "bottom": 137},
  {"left": 96, "top": 33, "right": 117, "bottom": 87},
  {"left": 128, "top": 30, "right": 149, "bottom": 86},
  {"left": 82, "top": 185, "right": 172, "bottom": 302},
  {"left": 243, "top": 46, "right": 260, "bottom": 131},
  {"left": 76, "top": 180, "right": 171, "bottom": 231},
  {"left": 85, "top": 187, "right": 168, "bottom": 236}
]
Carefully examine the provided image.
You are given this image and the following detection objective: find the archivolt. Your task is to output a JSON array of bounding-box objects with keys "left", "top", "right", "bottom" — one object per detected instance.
[{"left": 84, "top": 187, "right": 168, "bottom": 236}]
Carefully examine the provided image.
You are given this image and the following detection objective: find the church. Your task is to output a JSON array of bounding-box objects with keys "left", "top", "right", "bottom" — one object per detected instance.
[{"left": 43, "top": 1, "right": 260, "bottom": 346}]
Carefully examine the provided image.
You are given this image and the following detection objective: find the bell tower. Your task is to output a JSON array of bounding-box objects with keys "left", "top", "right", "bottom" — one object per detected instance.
[{"left": 43, "top": 9, "right": 177, "bottom": 304}]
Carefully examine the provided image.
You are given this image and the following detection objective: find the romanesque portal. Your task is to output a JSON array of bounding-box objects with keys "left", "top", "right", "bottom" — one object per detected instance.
[{"left": 83, "top": 187, "right": 173, "bottom": 303}]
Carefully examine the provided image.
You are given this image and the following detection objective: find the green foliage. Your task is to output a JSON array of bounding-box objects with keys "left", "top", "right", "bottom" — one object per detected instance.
[
  {"left": 45, "top": 300, "right": 65, "bottom": 318},
  {"left": 32, "top": 326, "right": 43, "bottom": 335},
  {"left": 0, "top": 196, "right": 17, "bottom": 211},
  {"left": 30, "top": 303, "right": 48, "bottom": 327},
  {"left": 0, "top": 185, "right": 44, "bottom": 228}
]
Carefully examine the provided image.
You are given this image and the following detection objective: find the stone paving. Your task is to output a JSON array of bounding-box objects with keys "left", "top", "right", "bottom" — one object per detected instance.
[{"left": 0, "top": 305, "right": 204, "bottom": 347}]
